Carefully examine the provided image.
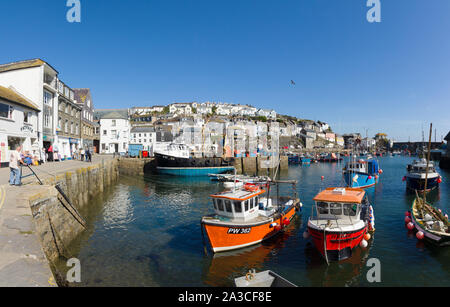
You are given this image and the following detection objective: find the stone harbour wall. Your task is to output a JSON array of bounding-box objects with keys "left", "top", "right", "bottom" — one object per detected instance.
[{"left": 27, "top": 159, "right": 120, "bottom": 264}]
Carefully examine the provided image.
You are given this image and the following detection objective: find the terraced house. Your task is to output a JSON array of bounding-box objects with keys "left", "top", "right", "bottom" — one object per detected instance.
[
  {"left": 56, "top": 81, "right": 81, "bottom": 160},
  {"left": 74, "top": 88, "right": 97, "bottom": 151}
]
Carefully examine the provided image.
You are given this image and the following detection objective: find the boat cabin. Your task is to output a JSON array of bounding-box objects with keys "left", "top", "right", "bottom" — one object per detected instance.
[
  {"left": 312, "top": 188, "right": 366, "bottom": 221},
  {"left": 407, "top": 159, "right": 436, "bottom": 174},
  {"left": 211, "top": 188, "right": 267, "bottom": 222},
  {"left": 155, "top": 143, "right": 190, "bottom": 158},
  {"left": 345, "top": 159, "right": 379, "bottom": 175}
]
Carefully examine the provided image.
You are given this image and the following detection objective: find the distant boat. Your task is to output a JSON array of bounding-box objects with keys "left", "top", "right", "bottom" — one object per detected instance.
[
  {"left": 343, "top": 158, "right": 381, "bottom": 189},
  {"left": 234, "top": 270, "right": 297, "bottom": 287},
  {"left": 154, "top": 143, "right": 235, "bottom": 176},
  {"left": 404, "top": 158, "right": 441, "bottom": 193},
  {"left": 318, "top": 153, "right": 342, "bottom": 163},
  {"left": 300, "top": 157, "right": 311, "bottom": 165},
  {"left": 288, "top": 154, "right": 300, "bottom": 165}
]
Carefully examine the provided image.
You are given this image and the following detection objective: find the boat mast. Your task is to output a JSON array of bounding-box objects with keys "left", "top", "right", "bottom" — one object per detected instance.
[{"left": 422, "top": 123, "right": 433, "bottom": 204}]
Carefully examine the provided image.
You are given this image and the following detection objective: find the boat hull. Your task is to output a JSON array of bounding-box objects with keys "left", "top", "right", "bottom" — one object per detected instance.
[
  {"left": 154, "top": 153, "right": 234, "bottom": 168},
  {"left": 410, "top": 199, "right": 450, "bottom": 246},
  {"left": 202, "top": 204, "right": 298, "bottom": 252},
  {"left": 307, "top": 223, "right": 367, "bottom": 262},
  {"left": 406, "top": 176, "right": 439, "bottom": 192},
  {"left": 343, "top": 172, "right": 378, "bottom": 189},
  {"left": 157, "top": 166, "right": 235, "bottom": 177}
]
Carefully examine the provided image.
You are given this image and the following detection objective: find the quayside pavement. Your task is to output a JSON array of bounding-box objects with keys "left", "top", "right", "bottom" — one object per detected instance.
[{"left": 0, "top": 155, "right": 114, "bottom": 286}]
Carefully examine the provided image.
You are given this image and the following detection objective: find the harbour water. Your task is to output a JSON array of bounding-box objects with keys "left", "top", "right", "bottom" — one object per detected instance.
[{"left": 59, "top": 156, "right": 450, "bottom": 287}]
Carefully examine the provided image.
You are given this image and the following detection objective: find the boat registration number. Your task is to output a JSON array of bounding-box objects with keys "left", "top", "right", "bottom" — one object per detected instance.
[{"left": 227, "top": 228, "right": 251, "bottom": 234}]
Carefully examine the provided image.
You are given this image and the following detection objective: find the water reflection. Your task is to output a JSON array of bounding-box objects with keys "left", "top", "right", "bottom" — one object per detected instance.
[
  {"left": 203, "top": 217, "right": 302, "bottom": 287},
  {"left": 59, "top": 156, "right": 450, "bottom": 287}
]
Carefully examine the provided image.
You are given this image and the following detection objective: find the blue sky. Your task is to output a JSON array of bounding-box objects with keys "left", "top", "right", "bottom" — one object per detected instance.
[{"left": 0, "top": 0, "right": 449, "bottom": 141}]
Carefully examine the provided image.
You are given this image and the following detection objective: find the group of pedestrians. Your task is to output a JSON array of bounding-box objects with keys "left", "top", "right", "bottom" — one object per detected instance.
[
  {"left": 75, "top": 148, "right": 92, "bottom": 162},
  {"left": 9, "top": 144, "right": 95, "bottom": 186}
]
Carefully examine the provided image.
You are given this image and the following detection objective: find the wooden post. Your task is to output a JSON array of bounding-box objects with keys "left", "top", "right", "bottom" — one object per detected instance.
[{"left": 423, "top": 123, "right": 433, "bottom": 204}]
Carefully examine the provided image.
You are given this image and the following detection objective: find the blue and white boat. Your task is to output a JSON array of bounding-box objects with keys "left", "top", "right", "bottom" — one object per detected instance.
[
  {"left": 300, "top": 157, "right": 311, "bottom": 165},
  {"left": 343, "top": 158, "right": 381, "bottom": 189},
  {"left": 404, "top": 158, "right": 441, "bottom": 193}
]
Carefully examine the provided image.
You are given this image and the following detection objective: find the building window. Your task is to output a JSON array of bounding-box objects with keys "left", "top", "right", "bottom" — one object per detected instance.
[
  {"left": 103, "top": 130, "right": 107, "bottom": 135},
  {"left": 111, "top": 130, "right": 117, "bottom": 138},
  {"left": 44, "top": 91, "right": 53, "bottom": 106},
  {"left": 112, "top": 120, "right": 116, "bottom": 127},
  {"left": 0, "top": 103, "right": 13, "bottom": 120}
]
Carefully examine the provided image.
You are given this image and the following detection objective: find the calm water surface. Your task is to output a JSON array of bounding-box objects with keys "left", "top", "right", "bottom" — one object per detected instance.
[{"left": 63, "top": 156, "right": 450, "bottom": 287}]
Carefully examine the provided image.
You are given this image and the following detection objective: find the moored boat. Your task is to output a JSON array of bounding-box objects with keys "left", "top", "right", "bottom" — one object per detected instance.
[
  {"left": 234, "top": 270, "right": 297, "bottom": 287},
  {"left": 300, "top": 157, "right": 311, "bottom": 165},
  {"left": 306, "top": 187, "right": 375, "bottom": 263},
  {"left": 343, "top": 158, "right": 381, "bottom": 189},
  {"left": 408, "top": 198, "right": 450, "bottom": 246},
  {"left": 403, "top": 158, "right": 441, "bottom": 193},
  {"left": 201, "top": 181, "right": 301, "bottom": 253},
  {"left": 154, "top": 143, "right": 235, "bottom": 176}
]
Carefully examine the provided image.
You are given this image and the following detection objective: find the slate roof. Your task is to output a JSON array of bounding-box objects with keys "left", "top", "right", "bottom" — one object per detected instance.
[
  {"left": 445, "top": 132, "right": 450, "bottom": 141},
  {"left": 0, "top": 86, "right": 40, "bottom": 111},
  {"left": 101, "top": 111, "right": 128, "bottom": 120},
  {"left": 131, "top": 126, "right": 156, "bottom": 133},
  {"left": 73, "top": 88, "right": 91, "bottom": 105}
]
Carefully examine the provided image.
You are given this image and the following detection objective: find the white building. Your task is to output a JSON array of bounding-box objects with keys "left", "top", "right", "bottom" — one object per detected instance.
[
  {"left": 0, "top": 59, "right": 59, "bottom": 151},
  {"left": 99, "top": 112, "right": 130, "bottom": 154},
  {"left": 0, "top": 86, "right": 40, "bottom": 167},
  {"left": 130, "top": 126, "right": 156, "bottom": 152}
]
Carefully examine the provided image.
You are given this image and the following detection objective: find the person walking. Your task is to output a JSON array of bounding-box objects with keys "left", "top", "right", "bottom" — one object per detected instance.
[
  {"left": 81, "top": 148, "right": 85, "bottom": 161},
  {"left": 9, "top": 145, "right": 24, "bottom": 186},
  {"left": 87, "top": 148, "right": 92, "bottom": 162},
  {"left": 48, "top": 144, "right": 54, "bottom": 162}
]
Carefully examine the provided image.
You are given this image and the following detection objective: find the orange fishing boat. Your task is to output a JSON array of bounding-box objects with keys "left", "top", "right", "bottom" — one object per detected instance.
[{"left": 201, "top": 181, "right": 301, "bottom": 253}]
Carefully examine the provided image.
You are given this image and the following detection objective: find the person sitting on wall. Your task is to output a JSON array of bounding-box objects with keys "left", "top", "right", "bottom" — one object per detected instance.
[{"left": 10, "top": 145, "right": 25, "bottom": 186}]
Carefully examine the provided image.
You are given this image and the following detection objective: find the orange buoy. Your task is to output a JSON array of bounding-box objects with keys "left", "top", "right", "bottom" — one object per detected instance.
[{"left": 364, "top": 233, "right": 371, "bottom": 241}]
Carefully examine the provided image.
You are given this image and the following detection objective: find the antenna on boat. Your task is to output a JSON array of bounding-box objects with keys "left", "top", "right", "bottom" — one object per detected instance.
[{"left": 422, "top": 123, "right": 433, "bottom": 204}]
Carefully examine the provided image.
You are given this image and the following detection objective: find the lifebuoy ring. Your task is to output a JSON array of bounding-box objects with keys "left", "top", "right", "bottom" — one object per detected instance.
[{"left": 244, "top": 184, "right": 259, "bottom": 192}]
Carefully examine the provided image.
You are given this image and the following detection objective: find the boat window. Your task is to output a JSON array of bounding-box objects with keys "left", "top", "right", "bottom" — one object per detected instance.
[
  {"left": 317, "top": 202, "right": 329, "bottom": 214},
  {"left": 217, "top": 199, "right": 224, "bottom": 211},
  {"left": 234, "top": 201, "right": 242, "bottom": 213},
  {"left": 213, "top": 199, "right": 217, "bottom": 210},
  {"left": 225, "top": 200, "right": 232, "bottom": 213},
  {"left": 343, "top": 204, "right": 358, "bottom": 216},
  {"left": 245, "top": 200, "right": 249, "bottom": 211},
  {"left": 330, "top": 203, "right": 342, "bottom": 215}
]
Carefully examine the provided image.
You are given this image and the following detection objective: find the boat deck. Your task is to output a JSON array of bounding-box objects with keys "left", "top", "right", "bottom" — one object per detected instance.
[{"left": 308, "top": 218, "right": 365, "bottom": 232}]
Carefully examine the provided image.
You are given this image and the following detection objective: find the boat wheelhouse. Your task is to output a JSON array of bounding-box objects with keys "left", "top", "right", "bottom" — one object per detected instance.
[
  {"left": 307, "top": 188, "right": 375, "bottom": 262},
  {"left": 201, "top": 181, "right": 301, "bottom": 253},
  {"left": 343, "top": 158, "right": 381, "bottom": 189},
  {"left": 404, "top": 158, "right": 441, "bottom": 193}
]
